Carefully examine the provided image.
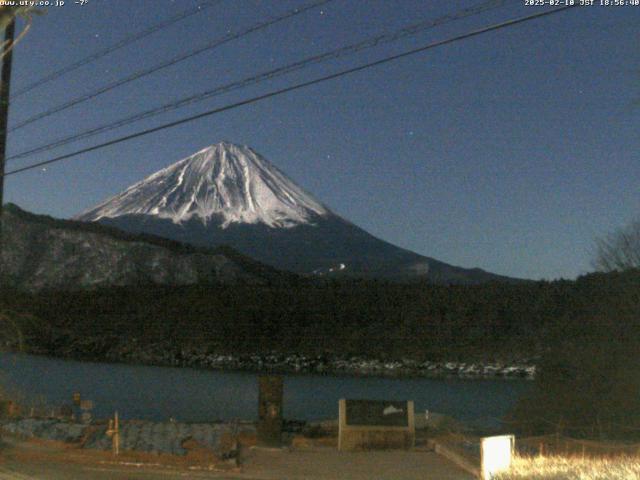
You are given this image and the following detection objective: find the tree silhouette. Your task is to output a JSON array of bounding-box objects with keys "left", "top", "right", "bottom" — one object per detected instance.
[{"left": 594, "top": 219, "right": 640, "bottom": 272}]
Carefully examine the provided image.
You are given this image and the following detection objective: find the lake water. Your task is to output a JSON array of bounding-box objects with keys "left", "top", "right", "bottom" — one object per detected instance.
[{"left": 0, "top": 353, "right": 531, "bottom": 427}]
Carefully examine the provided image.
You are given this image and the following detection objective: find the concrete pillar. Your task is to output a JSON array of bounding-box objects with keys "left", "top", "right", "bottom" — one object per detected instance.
[{"left": 257, "top": 375, "right": 283, "bottom": 446}]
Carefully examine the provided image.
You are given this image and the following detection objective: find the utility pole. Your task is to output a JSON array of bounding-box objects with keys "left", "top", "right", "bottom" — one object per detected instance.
[{"left": 0, "top": 16, "right": 15, "bottom": 259}]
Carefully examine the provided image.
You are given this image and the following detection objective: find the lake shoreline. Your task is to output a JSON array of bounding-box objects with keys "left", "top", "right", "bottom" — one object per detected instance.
[
  {"left": 0, "top": 351, "right": 531, "bottom": 427},
  {"left": 21, "top": 345, "right": 536, "bottom": 380}
]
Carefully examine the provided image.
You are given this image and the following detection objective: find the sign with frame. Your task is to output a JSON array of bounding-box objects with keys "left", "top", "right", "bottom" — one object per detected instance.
[{"left": 338, "top": 399, "right": 415, "bottom": 451}]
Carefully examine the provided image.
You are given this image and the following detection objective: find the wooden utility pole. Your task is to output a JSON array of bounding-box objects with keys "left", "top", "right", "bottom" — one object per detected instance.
[{"left": 0, "top": 16, "right": 15, "bottom": 258}]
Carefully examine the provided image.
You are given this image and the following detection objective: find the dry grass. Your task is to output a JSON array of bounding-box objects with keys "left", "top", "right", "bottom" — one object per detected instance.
[{"left": 495, "top": 455, "right": 640, "bottom": 480}]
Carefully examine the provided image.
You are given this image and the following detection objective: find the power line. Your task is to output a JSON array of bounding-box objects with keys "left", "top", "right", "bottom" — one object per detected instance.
[
  {"left": 12, "top": 0, "right": 222, "bottom": 99},
  {"left": 3, "top": 5, "right": 578, "bottom": 179},
  {"left": 7, "top": 0, "right": 508, "bottom": 163},
  {"left": 8, "top": 0, "right": 333, "bottom": 132}
]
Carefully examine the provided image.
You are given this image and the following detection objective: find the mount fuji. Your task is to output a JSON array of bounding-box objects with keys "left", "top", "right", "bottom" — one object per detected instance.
[{"left": 76, "top": 142, "right": 512, "bottom": 283}]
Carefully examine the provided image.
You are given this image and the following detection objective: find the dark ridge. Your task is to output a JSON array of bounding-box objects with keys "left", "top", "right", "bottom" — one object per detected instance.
[
  {"left": 2, "top": 203, "right": 299, "bottom": 284},
  {"left": 95, "top": 211, "right": 525, "bottom": 285}
]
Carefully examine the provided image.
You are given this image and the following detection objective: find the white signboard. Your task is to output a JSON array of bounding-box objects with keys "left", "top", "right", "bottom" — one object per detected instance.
[{"left": 481, "top": 435, "right": 514, "bottom": 480}]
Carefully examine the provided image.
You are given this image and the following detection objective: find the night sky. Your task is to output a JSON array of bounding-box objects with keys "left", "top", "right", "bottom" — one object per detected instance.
[{"left": 4, "top": 0, "right": 639, "bottom": 280}]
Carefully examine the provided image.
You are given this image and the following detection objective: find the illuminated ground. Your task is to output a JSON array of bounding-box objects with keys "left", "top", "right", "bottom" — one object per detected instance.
[{"left": 0, "top": 435, "right": 474, "bottom": 480}]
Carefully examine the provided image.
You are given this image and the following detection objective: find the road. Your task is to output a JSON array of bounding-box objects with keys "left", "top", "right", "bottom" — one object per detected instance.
[{"left": 0, "top": 435, "right": 474, "bottom": 480}]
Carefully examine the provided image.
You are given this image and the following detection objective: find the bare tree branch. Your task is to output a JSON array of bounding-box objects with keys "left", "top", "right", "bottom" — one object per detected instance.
[{"left": 594, "top": 219, "right": 640, "bottom": 272}]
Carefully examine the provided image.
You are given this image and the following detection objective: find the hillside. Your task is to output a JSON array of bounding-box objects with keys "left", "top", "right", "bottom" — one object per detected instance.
[
  {"left": 4, "top": 267, "right": 638, "bottom": 375},
  {"left": 0, "top": 203, "right": 293, "bottom": 291}
]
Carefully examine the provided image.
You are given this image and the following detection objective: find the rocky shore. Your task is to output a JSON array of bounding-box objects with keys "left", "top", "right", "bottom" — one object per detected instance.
[
  {"left": 32, "top": 341, "right": 536, "bottom": 379},
  {"left": 1, "top": 417, "right": 254, "bottom": 457}
]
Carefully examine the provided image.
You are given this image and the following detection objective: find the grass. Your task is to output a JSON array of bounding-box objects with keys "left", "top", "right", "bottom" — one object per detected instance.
[{"left": 495, "top": 455, "right": 640, "bottom": 480}]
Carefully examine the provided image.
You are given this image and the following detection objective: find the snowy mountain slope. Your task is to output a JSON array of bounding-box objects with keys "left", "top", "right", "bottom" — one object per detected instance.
[
  {"left": 77, "top": 142, "right": 516, "bottom": 283},
  {"left": 78, "top": 142, "right": 328, "bottom": 228}
]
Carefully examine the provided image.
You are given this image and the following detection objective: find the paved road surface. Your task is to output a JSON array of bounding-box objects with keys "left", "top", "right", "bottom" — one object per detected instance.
[
  {"left": 0, "top": 436, "right": 474, "bottom": 479},
  {"left": 240, "top": 446, "right": 474, "bottom": 480}
]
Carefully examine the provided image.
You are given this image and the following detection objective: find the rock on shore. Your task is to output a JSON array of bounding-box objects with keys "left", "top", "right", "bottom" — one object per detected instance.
[
  {"left": 26, "top": 340, "right": 537, "bottom": 380},
  {"left": 98, "top": 345, "right": 536, "bottom": 379},
  {"left": 1, "top": 417, "right": 255, "bottom": 456}
]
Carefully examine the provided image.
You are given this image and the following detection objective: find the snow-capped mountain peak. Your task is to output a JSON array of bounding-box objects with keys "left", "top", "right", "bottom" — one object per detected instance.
[{"left": 77, "top": 142, "right": 329, "bottom": 228}]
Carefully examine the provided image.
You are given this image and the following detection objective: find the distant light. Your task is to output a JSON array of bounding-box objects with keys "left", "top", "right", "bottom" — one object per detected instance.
[{"left": 481, "top": 435, "right": 514, "bottom": 480}]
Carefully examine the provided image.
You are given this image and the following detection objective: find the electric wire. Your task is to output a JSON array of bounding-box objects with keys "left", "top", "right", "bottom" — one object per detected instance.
[
  {"left": 8, "top": 0, "right": 333, "bottom": 132},
  {"left": 7, "top": 0, "right": 509, "bottom": 163},
  {"left": 3, "top": 5, "right": 578, "bottom": 178},
  {"left": 12, "top": 0, "right": 222, "bottom": 99}
]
